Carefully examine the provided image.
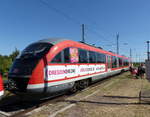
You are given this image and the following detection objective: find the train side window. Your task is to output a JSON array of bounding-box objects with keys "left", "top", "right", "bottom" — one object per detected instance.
[
  {"left": 123, "top": 60, "right": 126, "bottom": 66},
  {"left": 79, "top": 49, "right": 88, "bottom": 63},
  {"left": 97, "top": 53, "right": 106, "bottom": 63},
  {"left": 89, "top": 51, "right": 96, "bottom": 63},
  {"left": 103, "top": 54, "right": 106, "bottom": 63},
  {"left": 62, "top": 47, "right": 79, "bottom": 63},
  {"left": 123, "top": 59, "right": 125, "bottom": 66},
  {"left": 119, "top": 58, "right": 123, "bottom": 67},
  {"left": 51, "top": 52, "right": 62, "bottom": 63},
  {"left": 116, "top": 57, "right": 119, "bottom": 68},
  {"left": 96, "top": 53, "right": 101, "bottom": 63},
  {"left": 70, "top": 47, "right": 79, "bottom": 63},
  {"left": 127, "top": 60, "right": 129, "bottom": 66},
  {"left": 63, "top": 48, "right": 70, "bottom": 63},
  {"left": 124, "top": 59, "right": 129, "bottom": 66},
  {"left": 107, "top": 55, "right": 111, "bottom": 68},
  {"left": 112, "top": 56, "right": 117, "bottom": 68}
]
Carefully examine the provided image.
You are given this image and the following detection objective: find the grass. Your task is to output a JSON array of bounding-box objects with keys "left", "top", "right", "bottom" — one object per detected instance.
[{"left": 2, "top": 76, "right": 8, "bottom": 81}]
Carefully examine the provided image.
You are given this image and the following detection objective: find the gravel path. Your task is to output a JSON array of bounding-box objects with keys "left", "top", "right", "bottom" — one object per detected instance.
[{"left": 26, "top": 72, "right": 150, "bottom": 117}]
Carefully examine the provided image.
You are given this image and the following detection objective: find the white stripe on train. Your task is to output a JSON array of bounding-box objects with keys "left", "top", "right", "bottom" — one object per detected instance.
[
  {"left": 27, "top": 69, "right": 125, "bottom": 89},
  {"left": 0, "top": 90, "right": 4, "bottom": 96}
]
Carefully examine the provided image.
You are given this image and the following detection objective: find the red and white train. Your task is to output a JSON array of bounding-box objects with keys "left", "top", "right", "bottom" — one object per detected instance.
[
  {"left": 0, "top": 74, "right": 4, "bottom": 99},
  {"left": 7, "top": 38, "right": 130, "bottom": 99}
]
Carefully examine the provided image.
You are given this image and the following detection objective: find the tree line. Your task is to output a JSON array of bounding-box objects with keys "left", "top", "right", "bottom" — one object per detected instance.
[{"left": 0, "top": 48, "right": 19, "bottom": 76}]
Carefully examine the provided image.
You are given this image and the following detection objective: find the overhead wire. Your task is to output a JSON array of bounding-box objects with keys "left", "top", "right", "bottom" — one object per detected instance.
[
  {"left": 39, "top": 0, "right": 115, "bottom": 48},
  {"left": 63, "top": 0, "right": 115, "bottom": 40},
  {"left": 86, "top": 26, "right": 115, "bottom": 44},
  {"left": 39, "top": 0, "right": 81, "bottom": 25}
]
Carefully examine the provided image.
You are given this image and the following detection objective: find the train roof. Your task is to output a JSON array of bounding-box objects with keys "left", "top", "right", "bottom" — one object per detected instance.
[
  {"left": 38, "top": 38, "right": 129, "bottom": 60},
  {"left": 38, "top": 38, "right": 68, "bottom": 45}
]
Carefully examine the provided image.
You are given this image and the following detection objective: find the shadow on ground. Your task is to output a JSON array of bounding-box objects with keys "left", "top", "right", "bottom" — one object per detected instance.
[
  {"left": 0, "top": 95, "right": 42, "bottom": 112},
  {"left": 63, "top": 95, "right": 150, "bottom": 106}
]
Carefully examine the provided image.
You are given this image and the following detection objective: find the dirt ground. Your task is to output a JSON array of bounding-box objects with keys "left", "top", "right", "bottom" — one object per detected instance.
[{"left": 27, "top": 72, "right": 150, "bottom": 117}]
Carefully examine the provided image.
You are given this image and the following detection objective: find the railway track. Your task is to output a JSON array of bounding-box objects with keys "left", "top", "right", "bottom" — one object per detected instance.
[
  {"left": 0, "top": 93, "right": 68, "bottom": 117},
  {"left": 0, "top": 73, "right": 122, "bottom": 117}
]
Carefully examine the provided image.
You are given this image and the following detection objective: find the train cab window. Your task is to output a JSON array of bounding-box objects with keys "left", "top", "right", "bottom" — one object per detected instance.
[
  {"left": 96, "top": 53, "right": 106, "bottom": 63},
  {"left": 89, "top": 51, "right": 96, "bottom": 63},
  {"left": 112, "top": 56, "right": 117, "bottom": 68},
  {"left": 51, "top": 52, "right": 62, "bottom": 63},
  {"left": 79, "top": 49, "right": 88, "bottom": 63}
]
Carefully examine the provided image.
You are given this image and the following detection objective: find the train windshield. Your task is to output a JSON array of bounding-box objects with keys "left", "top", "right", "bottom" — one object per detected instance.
[
  {"left": 22, "top": 43, "right": 51, "bottom": 55},
  {"left": 18, "top": 43, "right": 52, "bottom": 59},
  {"left": 9, "top": 43, "right": 53, "bottom": 76}
]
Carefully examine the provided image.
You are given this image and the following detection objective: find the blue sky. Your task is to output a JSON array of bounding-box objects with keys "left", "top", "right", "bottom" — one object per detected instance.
[{"left": 0, "top": 0, "right": 149, "bottom": 62}]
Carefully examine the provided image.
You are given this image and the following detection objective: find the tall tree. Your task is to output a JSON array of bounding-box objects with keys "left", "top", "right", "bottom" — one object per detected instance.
[
  {"left": 9, "top": 48, "right": 20, "bottom": 61},
  {"left": 0, "top": 48, "right": 20, "bottom": 76},
  {"left": 0, "top": 55, "right": 12, "bottom": 75}
]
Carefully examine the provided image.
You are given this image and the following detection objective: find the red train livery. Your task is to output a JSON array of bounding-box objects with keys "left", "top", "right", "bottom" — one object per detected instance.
[
  {"left": 0, "top": 74, "right": 4, "bottom": 99},
  {"left": 8, "top": 38, "right": 130, "bottom": 99}
]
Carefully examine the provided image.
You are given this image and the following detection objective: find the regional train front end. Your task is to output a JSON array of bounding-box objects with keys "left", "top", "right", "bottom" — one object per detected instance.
[
  {"left": 7, "top": 40, "right": 54, "bottom": 99},
  {"left": 7, "top": 39, "right": 130, "bottom": 100}
]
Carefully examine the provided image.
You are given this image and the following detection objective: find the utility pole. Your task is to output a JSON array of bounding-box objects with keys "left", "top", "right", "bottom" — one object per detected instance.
[
  {"left": 130, "top": 48, "right": 132, "bottom": 63},
  {"left": 81, "top": 24, "right": 85, "bottom": 43},
  {"left": 116, "top": 33, "right": 119, "bottom": 54},
  {"left": 136, "top": 54, "right": 138, "bottom": 63},
  {"left": 147, "top": 41, "right": 150, "bottom": 60}
]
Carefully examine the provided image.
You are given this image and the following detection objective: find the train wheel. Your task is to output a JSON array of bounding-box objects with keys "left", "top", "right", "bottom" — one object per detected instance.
[
  {"left": 79, "top": 79, "right": 89, "bottom": 90},
  {"left": 69, "top": 82, "right": 79, "bottom": 93}
]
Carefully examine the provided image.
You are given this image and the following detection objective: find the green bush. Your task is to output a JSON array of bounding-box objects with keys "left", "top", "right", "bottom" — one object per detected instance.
[{"left": 0, "top": 48, "right": 19, "bottom": 77}]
